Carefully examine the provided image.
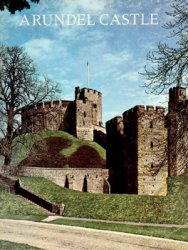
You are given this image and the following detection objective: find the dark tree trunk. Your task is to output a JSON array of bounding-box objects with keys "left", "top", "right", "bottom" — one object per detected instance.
[{"left": 4, "top": 154, "right": 12, "bottom": 166}]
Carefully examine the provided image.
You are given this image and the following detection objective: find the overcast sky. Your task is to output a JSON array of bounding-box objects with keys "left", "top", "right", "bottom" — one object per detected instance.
[{"left": 0, "top": 0, "right": 173, "bottom": 123}]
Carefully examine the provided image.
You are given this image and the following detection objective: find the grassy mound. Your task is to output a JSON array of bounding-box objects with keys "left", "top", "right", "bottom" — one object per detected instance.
[
  {"left": 19, "top": 173, "right": 188, "bottom": 225},
  {"left": 5, "top": 131, "right": 106, "bottom": 168}
]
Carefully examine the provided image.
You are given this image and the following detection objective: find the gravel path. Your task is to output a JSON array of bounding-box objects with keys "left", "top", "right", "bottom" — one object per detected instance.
[
  {"left": 43, "top": 216, "right": 188, "bottom": 228},
  {"left": 0, "top": 219, "right": 188, "bottom": 250}
]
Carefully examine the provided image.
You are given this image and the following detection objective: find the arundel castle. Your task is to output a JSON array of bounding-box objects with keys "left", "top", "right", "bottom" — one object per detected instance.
[{"left": 20, "top": 86, "right": 188, "bottom": 196}]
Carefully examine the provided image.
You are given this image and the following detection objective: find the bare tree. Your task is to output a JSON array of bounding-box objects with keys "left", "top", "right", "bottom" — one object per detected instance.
[
  {"left": 0, "top": 45, "right": 57, "bottom": 166},
  {"left": 142, "top": 0, "right": 188, "bottom": 175},
  {"left": 143, "top": 0, "right": 188, "bottom": 94},
  {"left": 0, "top": 0, "right": 40, "bottom": 14}
]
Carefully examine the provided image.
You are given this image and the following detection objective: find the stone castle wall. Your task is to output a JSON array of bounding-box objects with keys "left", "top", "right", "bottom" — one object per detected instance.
[
  {"left": 168, "top": 87, "right": 188, "bottom": 176},
  {"left": 106, "top": 87, "right": 188, "bottom": 196},
  {"left": 106, "top": 105, "right": 168, "bottom": 196},
  {"left": 18, "top": 167, "right": 109, "bottom": 193},
  {"left": 75, "top": 87, "right": 103, "bottom": 141},
  {"left": 123, "top": 105, "right": 167, "bottom": 195},
  {"left": 106, "top": 116, "right": 124, "bottom": 193},
  {"left": 21, "top": 100, "right": 73, "bottom": 133}
]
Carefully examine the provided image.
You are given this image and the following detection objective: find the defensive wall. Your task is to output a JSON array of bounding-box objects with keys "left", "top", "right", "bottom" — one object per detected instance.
[
  {"left": 18, "top": 167, "right": 110, "bottom": 194},
  {"left": 106, "top": 105, "right": 168, "bottom": 196}
]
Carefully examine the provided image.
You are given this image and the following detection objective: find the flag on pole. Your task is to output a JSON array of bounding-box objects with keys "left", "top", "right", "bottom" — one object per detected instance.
[{"left": 87, "top": 61, "right": 89, "bottom": 87}]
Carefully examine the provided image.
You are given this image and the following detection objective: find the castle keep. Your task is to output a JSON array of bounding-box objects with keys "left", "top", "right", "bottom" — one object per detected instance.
[
  {"left": 20, "top": 86, "right": 108, "bottom": 194},
  {"left": 21, "top": 87, "right": 106, "bottom": 141}
]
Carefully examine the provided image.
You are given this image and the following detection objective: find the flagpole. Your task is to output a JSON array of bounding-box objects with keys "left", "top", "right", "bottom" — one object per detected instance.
[{"left": 87, "top": 61, "right": 90, "bottom": 88}]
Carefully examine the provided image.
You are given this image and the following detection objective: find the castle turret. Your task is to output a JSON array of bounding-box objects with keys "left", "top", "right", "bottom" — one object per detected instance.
[
  {"left": 167, "top": 86, "right": 188, "bottom": 176},
  {"left": 122, "top": 105, "right": 168, "bottom": 195},
  {"left": 75, "top": 87, "right": 103, "bottom": 140},
  {"left": 168, "top": 87, "right": 186, "bottom": 112}
]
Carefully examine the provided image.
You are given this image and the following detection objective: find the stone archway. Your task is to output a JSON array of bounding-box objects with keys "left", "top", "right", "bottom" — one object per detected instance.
[
  {"left": 103, "top": 178, "right": 111, "bottom": 194},
  {"left": 82, "top": 176, "right": 88, "bottom": 192},
  {"left": 64, "top": 175, "right": 69, "bottom": 189}
]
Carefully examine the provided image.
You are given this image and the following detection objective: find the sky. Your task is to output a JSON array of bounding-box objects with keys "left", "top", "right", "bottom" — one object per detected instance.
[{"left": 0, "top": 0, "right": 173, "bottom": 123}]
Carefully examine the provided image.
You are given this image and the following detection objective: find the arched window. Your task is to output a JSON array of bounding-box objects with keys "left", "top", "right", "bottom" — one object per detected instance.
[{"left": 150, "top": 141, "right": 153, "bottom": 149}]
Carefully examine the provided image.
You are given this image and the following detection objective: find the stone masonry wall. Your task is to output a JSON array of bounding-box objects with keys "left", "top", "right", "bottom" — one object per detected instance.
[
  {"left": 123, "top": 108, "right": 139, "bottom": 194},
  {"left": 123, "top": 105, "right": 168, "bottom": 196},
  {"left": 75, "top": 99, "right": 94, "bottom": 140},
  {"left": 21, "top": 100, "right": 73, "bottom": 133},
  {"left": 75, "top": 87, "right": 102, "bottom": 126},
  {"left": 106, "top": 116, "right": 124, "bottom": 193},
  {"left": 168, "top": 87, "right": 188, "bottom": 176},
  {"left": 136, "top": 106, "right": 167, "bottom": 196},
  {"left": 18, "top": 167, "right": 109, "bottom": 193}
]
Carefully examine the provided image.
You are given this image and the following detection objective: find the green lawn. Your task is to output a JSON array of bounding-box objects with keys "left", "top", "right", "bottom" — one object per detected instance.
[
  {"left": 0, "top": 184, "right": 47, "bottom": 221},
  {"left": 19, "top": 173, "right": 188, "bottom": 225},
  {"left": 0, "top": 174, "right": 187, "bottom": 242},
  {"left": 0, "top": 240, "right": 43, "bottom": 250},
  {"left": 49, "top": 218, "right": 188, "bottom": 242}
]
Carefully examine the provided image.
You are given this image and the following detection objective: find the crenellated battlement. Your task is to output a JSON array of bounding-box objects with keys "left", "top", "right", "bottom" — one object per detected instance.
[
  {"left": 106, "top": 116, "right": 124, "bottom": 136},
  {"left": 123, "top": 105, "right": 165, "bottom": 118},
  {"left": 75, "top": 86, "right": 102, "bottom": 100},
  {"left": 106, "top": 116, "right": 123, "bottom": 126},
  {"left": 23, "top": 100, "right": 72, "bottom": 113}
]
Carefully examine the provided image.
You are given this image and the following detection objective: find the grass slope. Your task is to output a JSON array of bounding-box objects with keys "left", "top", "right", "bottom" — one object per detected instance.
[
  {"left": 0, "top": 240, "right": 43, "bottom": 250},
  {"left": 19, "top": 174, "right": 188, "bottom": 225},
  {"left": 1, "top": 131, "right": 106, "bottom": 168},
  {"left": 50, "top": 218, "right": 188, "bottom": 242},
  {"left": 0, "top": 184, "right": 46, "bottom": 221}
]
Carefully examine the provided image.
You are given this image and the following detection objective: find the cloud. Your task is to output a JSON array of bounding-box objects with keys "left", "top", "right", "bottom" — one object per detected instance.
[
  {"left": 22, "top": 38, "right": 67, "bottom": 62},
  {"left": 0, "top": 11, "right": 22, "bottom": 41},
  {"left": 116, "top": 71, "right": 140, "bottom": 81},
  {"left": 102, "top": 50, "right": 132, "bottom": 65},
  {"left": 23, "top": 38, "right": 54, "bottom": 58},
  {"left": 54, "top": 0, "right": 114, "bottom": 14}
]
